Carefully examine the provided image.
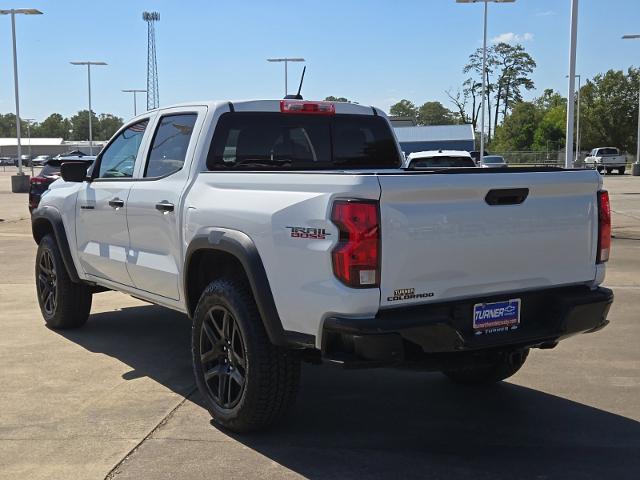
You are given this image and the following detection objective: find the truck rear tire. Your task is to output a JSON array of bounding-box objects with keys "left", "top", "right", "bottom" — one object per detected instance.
[
  {"left": 618, "top": 167, "right": 626, "bottom": 175},
  {"left": 443, "top": 348, "right": 529, "bottom": 385},
  {"left": 606, "top": 168, "right": 613, "bottom": 174},
  {"left": 35, "top": 234, "right": 92, "bottom": 329},
  {"left": 192, "top": 278, "right": 301, "bottom": 432}
]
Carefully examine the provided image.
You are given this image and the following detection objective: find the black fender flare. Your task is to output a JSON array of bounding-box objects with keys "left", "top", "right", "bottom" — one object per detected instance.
[
  {"left": 31, "top": 206, "right": 81, "bottom": 283},
  {"left": 184, "top": 228, "right": 315, "bottom": 349}
]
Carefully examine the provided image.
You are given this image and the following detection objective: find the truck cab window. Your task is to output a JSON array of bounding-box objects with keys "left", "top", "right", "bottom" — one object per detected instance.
[
  {"left": 145, "top": 114, "right": 197, "bottom": 178},
  {"left": 207, "top": 113, "right": 400, "bottom": 170},
  {"left": 97, "top": 120, "right": 149, "bottom": 178}
]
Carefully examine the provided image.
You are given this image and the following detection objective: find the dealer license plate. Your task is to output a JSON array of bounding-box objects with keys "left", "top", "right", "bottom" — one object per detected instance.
[{"left": 473, "top": 299, "right": 521, "bottom": 334}]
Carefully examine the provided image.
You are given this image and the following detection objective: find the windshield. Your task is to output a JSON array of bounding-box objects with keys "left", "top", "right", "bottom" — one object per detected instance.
[
  {"left": 207, "top": 112, "right": 401, "bottom": 170},
  {"left": 482, "top": 156, "right": 505, "bottom": 164},
  {"left": 409, "top": 156, "right": 476, "bottom": 168}
]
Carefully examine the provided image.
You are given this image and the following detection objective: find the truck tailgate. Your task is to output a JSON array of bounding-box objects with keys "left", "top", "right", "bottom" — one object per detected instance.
[{"left": 378, "top": 170, "right": 601, "bottom": 307}]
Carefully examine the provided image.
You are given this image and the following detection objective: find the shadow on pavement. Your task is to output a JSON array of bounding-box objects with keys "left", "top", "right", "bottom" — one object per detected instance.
[
  {"left": 56, "top": 303, "right": 196, "bottom": 398},
  {"left": 229, "top": 364, "right": 640, "bottom": 479},
  {"left": 58, "top": 304, "right": 640, "bottom": 479}
]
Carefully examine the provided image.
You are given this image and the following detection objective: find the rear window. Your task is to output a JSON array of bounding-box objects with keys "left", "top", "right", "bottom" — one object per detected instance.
[
  {"left": 41, "top": 160, "right": 92, "bottom": 177},
  {"left": 409, "top": 156, "right": 476, "bottom": 169},
  {"left": 598, "top": 148, "right": 619, "bottom": 156},
  {"left": 482, "top": 156, "right": 505, "bottom": 164},
  {"left": 207, "top": 112, "right": 401, "bottom": 170},
  {"left": 41, "top": 164, "right": 61, "bottom": 177}
]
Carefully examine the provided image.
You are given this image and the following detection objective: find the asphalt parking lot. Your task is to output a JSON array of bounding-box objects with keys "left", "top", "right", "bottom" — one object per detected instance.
[{"left": 0, "top": 171, "right": 639, "bottom": 480}]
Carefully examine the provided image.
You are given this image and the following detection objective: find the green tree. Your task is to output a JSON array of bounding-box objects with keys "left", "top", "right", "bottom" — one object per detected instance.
[
  {"left": 463, "top": 46, "right": 497, "bottom": 139},
  {"left": 460, "top": 43, "right": 536, "bottom": 141},
  {"left": 417, "top": 101, "right": 457, "bottom": 125},
  {"left": 34, "top": 113, "right": 71, "bottom": 139},
  {"left": 389, "top": 99, "right": 418, "bottom": 121},
  {"left": 96, "top": 114, "right": 123, "bottom": 140},
  {"left": 0, "top": 113, "right": 17, "bottom": 137},
  {"left": 492, "top": 43, "right": 536, "bottom": 134},
  {"left": 533, "top": 105, "right": 566, "bottom": 151},
  {"left": 69, "top": 110, "right": 99, "bottom": 141},
  {"left": 535, "top": 89, "right": 565, "bottom": 111},
  {"left": 491, "top": 102, "right": 542, "bottom": 151},
  {"left": 579, "top": 68, "right": 640, "bottom": 152}
]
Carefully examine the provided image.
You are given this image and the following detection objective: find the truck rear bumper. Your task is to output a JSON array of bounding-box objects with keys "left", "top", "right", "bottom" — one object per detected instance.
[{"left": 322, "top": 286, "right": 613, "bottom": 368}]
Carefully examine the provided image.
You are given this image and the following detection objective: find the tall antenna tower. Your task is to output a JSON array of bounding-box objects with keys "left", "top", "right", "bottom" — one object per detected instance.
[{"left": 142, "top": 11, "right": 160, "bottom": 110}]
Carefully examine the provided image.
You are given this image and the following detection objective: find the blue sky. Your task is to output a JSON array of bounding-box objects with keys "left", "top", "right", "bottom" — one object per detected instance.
[{"left": 1, "top": 0, "right": 639, "bottom": 122}]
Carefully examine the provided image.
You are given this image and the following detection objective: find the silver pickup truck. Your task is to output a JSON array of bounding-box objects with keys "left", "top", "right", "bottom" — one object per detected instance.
[
  {"left": 32, "top": 99, "right": 614, "bottom": 431},
  {"left": 585, "top": 147, "right": 627, "bottom": 174}
]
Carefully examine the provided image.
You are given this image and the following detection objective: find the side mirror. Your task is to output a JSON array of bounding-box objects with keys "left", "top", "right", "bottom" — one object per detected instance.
[{"left": 60, "top": 162, "right": 89, "bottom": 182}]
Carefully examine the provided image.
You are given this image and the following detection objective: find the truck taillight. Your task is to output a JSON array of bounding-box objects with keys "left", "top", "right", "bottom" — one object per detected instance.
[
  {"left": 331, "top": 200, "right": 380, "bottom": 288},
  {"left": 597, "top": 190, "right": 611, "bottom": 263},
  {"left": 30, "top": 176, "right": 45, "bottom": 185},
  {"left": 280, "top": 100, "right": 335, "bottom": 115}
]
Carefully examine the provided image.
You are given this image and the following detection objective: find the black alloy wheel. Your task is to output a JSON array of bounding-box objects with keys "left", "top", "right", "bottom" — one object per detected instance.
[
  {"left": 200, "top": 305, "right": 247, "bottom": 409},
  {"left": 37, "top": 249, "right": 57, "bottom": 316}
]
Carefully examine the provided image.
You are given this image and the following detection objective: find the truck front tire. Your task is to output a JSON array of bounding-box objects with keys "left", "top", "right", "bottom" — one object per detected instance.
[
  {"left": 35, "top": 234, "right": 92, "bottom": 329},
  {"left": 192, "top": 278, "right": 301, "bottom": 432},
  {"left": 443, "top": 348, "right": 529, "bottom": 385}
]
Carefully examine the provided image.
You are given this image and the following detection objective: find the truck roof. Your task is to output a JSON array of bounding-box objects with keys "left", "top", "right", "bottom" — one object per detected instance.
[{"left": 136, "top": 100, "right": 384, "bottom": 118}]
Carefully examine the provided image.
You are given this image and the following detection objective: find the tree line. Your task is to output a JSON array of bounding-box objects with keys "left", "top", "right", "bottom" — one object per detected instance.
[
  {"left": 0, "top": 110, "right": 123, "bottom": 142},
  {"left": 385, "top": 42, "right": 640, "bottom": 154},
  {"left": 3, "top": 52, "right": 638, "bottom": 155}
]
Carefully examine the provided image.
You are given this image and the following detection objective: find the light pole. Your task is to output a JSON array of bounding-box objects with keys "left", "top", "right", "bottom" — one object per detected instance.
[
  {"left": 267, "top": 58, "right": 305, "bottom": 96},
  {"left": 122, "top": 89, "right": 146, "bottom": 117},
  {"left": 565, "top": 0, "right": 579, "bottom": 169},
  {"left": 24, "top": 118, "right": 35, "bottom": 176},
  {"left": 70, "top": 61, "right": 107, "bottom": 155},
  {"left": 456, "top": 0, "right": 515, "bottom": 164},
  {"left": 566, "top": 74, "right": 582, "bottom": 164},
  {"left": 622, "top": 34, "right": 640, "bottom": 176},
  {"left": 0, "top": 8, "right": 43, "bottom": 191}
]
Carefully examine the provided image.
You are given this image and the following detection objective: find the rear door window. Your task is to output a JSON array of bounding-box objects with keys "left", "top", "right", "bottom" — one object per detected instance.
[{"left": 207, "top": 113, "right": 400, "bottom": 170}]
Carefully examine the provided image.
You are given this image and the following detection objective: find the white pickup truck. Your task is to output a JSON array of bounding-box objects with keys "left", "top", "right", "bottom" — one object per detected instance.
[
  {"left": 32, "top": 99, "right": 614, "bottom": 432},
  {"left": 584, "top": 147, "right": 627, "bottom": 174}
]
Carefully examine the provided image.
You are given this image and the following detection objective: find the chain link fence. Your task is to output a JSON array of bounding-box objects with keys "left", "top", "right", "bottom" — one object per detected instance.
[{"left": 493, "top": 151, "right": 637, "bottom": 168}]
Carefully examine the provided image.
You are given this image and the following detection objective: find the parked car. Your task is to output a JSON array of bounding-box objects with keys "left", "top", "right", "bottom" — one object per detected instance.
[
  {"left": 32, "top": 155, "right": 51, "bottom": 166},
  {"left": 0, "top": 157, "right": 14, "bottom": 166},
  {"left": 469, "top": 150, "right": 489, "bottom": 164},
  {"left": 479, "top": 155, "right": 508, "bottom": 168},
  {"left": 53, "top": 150, "right": 88, "bottom": 159},
  {"left": 405, "top": 150, "right": 476, "bottom": 169},
  {"left": 29, "top": 156, "right": 95, "bottom": 212},
  {"left": 32, "top": 99, "right": 613, "bottom": 432},
  {"left": 584, "top": 147, "right": 626, "bottom": 174},
  {"left": 14, "top": 154, "right": 32, "bottom": 167}
]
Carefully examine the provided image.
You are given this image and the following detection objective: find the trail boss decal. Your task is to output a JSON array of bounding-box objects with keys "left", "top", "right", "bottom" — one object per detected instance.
[
  {"left": 387, "top": 288, "right": 434, "bottom": 302},
  {"left": 286, "top": 226, "right": 331, "bottom": 240}
]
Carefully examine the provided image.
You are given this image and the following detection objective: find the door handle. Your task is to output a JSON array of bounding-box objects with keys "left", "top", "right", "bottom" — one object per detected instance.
[
  {"left": 155, "top": 201, "right": 175, "bottom": 213},
  {"left": 485, "top": 188, "right": 529, "bottom": 206},
  {"left": 108, "top": 198, "right": 125, "bottom": 209}
]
